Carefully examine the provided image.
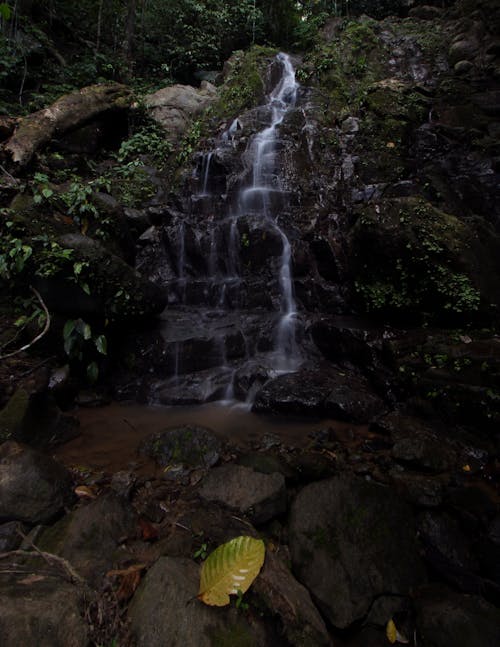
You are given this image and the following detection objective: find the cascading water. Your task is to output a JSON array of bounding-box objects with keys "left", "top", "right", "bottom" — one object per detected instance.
[{"left": 155, "top": 53, "right": 303, "bottom": 406}]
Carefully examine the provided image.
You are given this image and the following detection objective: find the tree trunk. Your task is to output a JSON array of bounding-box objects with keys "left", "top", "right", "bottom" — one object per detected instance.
[
  {"left": 123, "top": 0, "right": 137, "bottom": 68},
  {"left": 3, "top": 83, "right": 132, "bottom": 167}
]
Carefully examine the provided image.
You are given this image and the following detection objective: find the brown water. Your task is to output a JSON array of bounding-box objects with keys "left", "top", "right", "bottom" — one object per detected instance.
[{"left": 54, "top": 401, "right": 358, "bottom": 475}]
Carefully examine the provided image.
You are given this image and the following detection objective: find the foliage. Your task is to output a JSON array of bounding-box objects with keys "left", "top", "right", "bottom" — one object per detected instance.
[
  {"left": 118, "top": 120, "right": 173, "bottom": 167},
  {"left": 63, "top": 317, "right": 107, "bottom": 383},
  {"left": 198, "top": 536, "right": 265, "bottom": 607}
]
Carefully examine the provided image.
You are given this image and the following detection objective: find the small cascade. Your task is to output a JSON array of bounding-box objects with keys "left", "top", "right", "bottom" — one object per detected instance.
[{"left": 155, "top": 53, "right": 303, "bottom": 405}]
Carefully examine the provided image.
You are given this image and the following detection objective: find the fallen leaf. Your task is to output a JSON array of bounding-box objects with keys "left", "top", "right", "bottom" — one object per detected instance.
[
  {"left": 386, "top": 619, "right": 397, "bottom": 644},
  {"left": 462, "top": 464, "right": 471, "bottom": 472},
  {"left": 386, "top": 141, "right": 396, "bottom": 148},
  {"left": 107, "top": 564, "right": 146, "bottom": 602},
  {"left": 139, "top": 517, "right": 159, "bottom": 541},
  {"left": 198, "top": 535, "right": 265, "bottom": 607},
  {"left": 74, "top": 485, "right": 97, "bottom": 499},
  {"left": 19, "top": 574, "right": 46, "bottom": 585}
]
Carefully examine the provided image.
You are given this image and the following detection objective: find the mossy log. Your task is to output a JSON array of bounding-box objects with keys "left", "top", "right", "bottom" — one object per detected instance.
[{"left": 3, "top": 83, "right": 133, "bottom": 167}]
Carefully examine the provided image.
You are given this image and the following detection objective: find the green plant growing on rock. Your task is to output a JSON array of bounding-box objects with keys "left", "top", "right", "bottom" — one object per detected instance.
[{"left": 63, "top": 318, "right": 107, "bottom": 383}]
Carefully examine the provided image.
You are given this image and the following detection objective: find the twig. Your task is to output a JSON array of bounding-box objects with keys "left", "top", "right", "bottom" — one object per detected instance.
[
  {"left": 0, "top": 164, "right": 17, "bottom": 182},
  {"left": 0, "top": 549, "right": 86, "bottom": 586},
  {"left": 18, "top": 356, "right": 55, "bottom": 379},
  {"left": 0, "top": 287, "right": 51, "bottom": 360}
]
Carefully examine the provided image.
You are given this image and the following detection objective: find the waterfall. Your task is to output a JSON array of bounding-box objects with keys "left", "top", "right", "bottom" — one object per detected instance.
[
  {"left": 157, "top": 53, "right": 302, "bottom": 406},
  {"left": 237, "top": 52, "right": 300, "bottom": 372}
]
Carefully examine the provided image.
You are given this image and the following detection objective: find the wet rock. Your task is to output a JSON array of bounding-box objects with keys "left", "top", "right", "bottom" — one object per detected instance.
[
  {"left": 289, "top": 474, "right": 425, "bottom": 629},
  {"left": 0, "top": 572, "right": 89, "bottom": 647},
  {"left": 0, "top": 441, "right": 73, "bottom": 524},
  {"left": 454, "top": 60, "right": 474, "bottom": 75},
  {"left": 140, "top": 425, "right": 222, "bottom": 470},
  {"left": 418, "top": 511, "right": 479, "bottom": 590},
  {"left": 0, "top": 521, "right": 25, "bottom": 551},
  {"left": 238, "top": 452, "right": 293, "bottom": 479},
  {"left": 390, "top": 470, "right": 444, "bottom": 507},
  {"left": 415, "top": 585, "right": 500, "bottom": 647},
  {"left": 37, "top": 493, "right": 137, "bottom": 586},
  {"left": 253, "top": 367, "right": 384, "bottom": 423},
  {"left": 198, "top": 464, "right": 286, "bottom": 524},
  {"left": 448, "top": 40, "right": 479, "bottom": 66},
  {"left": 254, "top": 551, "right": 332, "bottom": 646},
  {"left": 409, "top": 5, "right": 443, "bottom": 20},
  {"left": 129, "top": 556, "right": 268, "bottom": 647}
]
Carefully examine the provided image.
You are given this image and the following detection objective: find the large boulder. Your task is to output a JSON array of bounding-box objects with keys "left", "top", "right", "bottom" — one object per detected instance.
[
  {"left": 139, "top": 425, "right": 222, "bottom": 469},
  {"left": 145, "top": 82, "right": 217, "bottom": 140},
  {"left": 288, "top": 474, "right": 426, "bottom": 629},
  {"left": 0, "top": 441, "right": 73, "bottom": 524},
  {"left": 129, "top": 556, "right": 268, "bottom": 646},
  {"left": 253, "top": 367, "right": 384, "bottom": 423}
]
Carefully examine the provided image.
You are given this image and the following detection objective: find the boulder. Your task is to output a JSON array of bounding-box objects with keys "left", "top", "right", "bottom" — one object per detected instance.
[
  {"left": 145, "top": 83, "right": 217, "bottom": 140},
  {"left": 289, "top": 474, "right": 426, "bottom": 628},
  {"left": 0, "top": 572, "right": 89, "bottom": 647},
  {"left": 198, "top": 464, "right": 286, "bottom": 524},
  {"left": 37, "top": 493, "right": 137, "bottom": 586},
  {"left": 253, "top": 367, "right": 384, "bottom": 423},
  {"left": 254, "top": 551, "right": 332, "bottom": 646},
  {"left": 33, "top": 233, "right": 167, "bottom": 321},
  {"left": 139, "top": 425, "right": 222, "bottom": 469},
  {"left": 415, "top": 585, "right": 500, "bottom": 647},
  {"left": 129, "top": 556, "right": 268, "bottom": 647},
  {"left": 0, "top": 441, "right": 73, "bottom": 524}
]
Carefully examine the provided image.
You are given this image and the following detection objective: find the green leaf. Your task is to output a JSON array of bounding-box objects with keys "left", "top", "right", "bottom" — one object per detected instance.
[
  {"left": 82, "top": 323, "right": 92, "bottom": 340},
  {"left": 63, "top": 319, "right": 76, "bottom": 340},
  {"left": 42, "top": 187, "right": 54, "bottom": 199},
  {"left": 198, "top": 536, "right": 265, "bottom": 607},
  {"left": 81, "top": 282, "right": 91, "bottom": 295},
  {"left": 87, "top": 361, "right": 99, "bottom": 383},
  {"left": 33, "top": 194, "right": 43, "bottom": 205},
  {"left": 94, "top": 334, "right": 107, "bottom": 355}
]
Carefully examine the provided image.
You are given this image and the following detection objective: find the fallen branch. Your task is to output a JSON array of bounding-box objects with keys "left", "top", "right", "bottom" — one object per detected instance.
[
  {"left": 3, "top": 82, "right": 132, "bottom": 167},
  {"left": 0, "top": 549, "right": 86, "bottom": 586},
  {"left": 0, "top": 286, "right": 50, "bottom": 360}
]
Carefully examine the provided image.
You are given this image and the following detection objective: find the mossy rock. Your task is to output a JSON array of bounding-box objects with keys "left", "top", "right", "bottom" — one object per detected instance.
[{"left": 349, "top": 197, "right": 500, "bottom": 322}]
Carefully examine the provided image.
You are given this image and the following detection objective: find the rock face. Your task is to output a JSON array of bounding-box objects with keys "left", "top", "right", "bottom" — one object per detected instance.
[
  {"left": 288, "top": 474, "right": 426, "bottom": 628},
  {"left": 145, "top": 82, "right": 217, "bottom": 140},
  {"left": 198, "top": 464, "right": 286, "bottom": 524},
  {"left": 129, "top": 556, "right": 267, "bottom": 647},
  {"left": 0, "top": 573, "right": 89, "bottom": 647},
  {"left": 0, "top": 441, "right": 73, "bottom": 524}
]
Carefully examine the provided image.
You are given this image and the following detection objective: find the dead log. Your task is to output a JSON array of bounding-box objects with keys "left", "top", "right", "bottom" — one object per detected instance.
[{"left": 3, "top": 83, "right": 133, "bottom": 167}]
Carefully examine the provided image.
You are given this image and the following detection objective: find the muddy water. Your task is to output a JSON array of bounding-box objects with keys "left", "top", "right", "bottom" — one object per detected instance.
[{"left": 54, "top": 401, "right": 359, "bottom": 475}]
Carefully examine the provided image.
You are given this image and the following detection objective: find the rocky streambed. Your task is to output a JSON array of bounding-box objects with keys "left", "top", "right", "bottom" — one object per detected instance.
[{"left": 1, "top": 397, "right": 499, "bottom": 647}]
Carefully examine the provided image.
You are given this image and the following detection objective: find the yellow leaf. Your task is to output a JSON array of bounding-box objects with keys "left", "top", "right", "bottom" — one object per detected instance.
[
  {"left": 386, "top": 618, "right": 397, "bottom": 644},
  {"left": 386, "top": 141, "right": 396, "bottom": 148},
  {"left": 198, "top": 535, "right": 265, "bottom": 607},
  {"left": 462, "top": 464, "right": 471, "bottom": 472}
]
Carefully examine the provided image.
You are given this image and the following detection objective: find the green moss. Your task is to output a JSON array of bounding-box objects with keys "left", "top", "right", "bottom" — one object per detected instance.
[
  {"left": 215, "top": 45, "right": 278, "bottom": 120},
  {"left": 351, "top": 197, "right": 482, "bottom": 319}
]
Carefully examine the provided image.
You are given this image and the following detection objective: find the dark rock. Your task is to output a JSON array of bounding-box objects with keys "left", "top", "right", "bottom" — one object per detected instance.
[
  {"left": 0, "top": 521, "right": 25, "bottom": 551},
  {"left": 253, "top": 367, "right": 384, "bottom": 423},
  {"left": 409, "top": 5, "right": 443, "bottom": 20},
  {"left": 0, "top": 388, "right": 30, "bottom": 442},
  {"left": 129, "top": 556, "right": 268, "bottom": 647},
  {"left": 289, "top": 474, "right": 426, "bottom": 628},
  {"left": 198, "top": 464, "right": 286, "bottom": 524},
  {"left": 390, "top": 470, "right": 444, "bottom": 507},
  {"left": 238, "top": 452, "right": 293, "bottom": 479},
  {"left": 254, "top": 551, "right": 332, "bottom": 646},
  {"left": 448, "top": 40, "right": 479, "bottom": 66},
  {"left": 139, "top": 425, "right": 222, "bottom": 469},
  {"left": 37, "top": 493, "right": 137, "bottom": 586},
  {"left": 0, "top": 441, "right": 73, "bottom": 524},
  {"left": 0, "top": 572, "right": 89, "bottom": 647},
  {"left": 415, "top": 585, "right": 500, "bottom": 647},
  {"left": 454, "top": 60, "right": 474, "bottom": 75}
]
